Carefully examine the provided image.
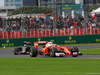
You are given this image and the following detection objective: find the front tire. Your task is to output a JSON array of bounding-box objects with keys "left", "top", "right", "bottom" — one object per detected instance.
[
  {"left": 14, "top": 48, "right": 19, "bottom": 55},
  {"left": 50, "top": 47, "right": 58, "bottom": 57},
  {"left": 70, "top": 46, "right": 79, "bottom": 57},
  {"left": 30, "top": 47, "right": 38, "bottom": 57}
]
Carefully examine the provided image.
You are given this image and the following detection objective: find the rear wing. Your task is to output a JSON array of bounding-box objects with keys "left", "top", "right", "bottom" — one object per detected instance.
[
  {"left": 24, "top": 42, "right": 31, "bottom": 44},
  {"left": 34, "top": 41, "right": 47, "bottom": 49},
  {"left": 23, "top": 42, "right": 32, "bottom": 46}
]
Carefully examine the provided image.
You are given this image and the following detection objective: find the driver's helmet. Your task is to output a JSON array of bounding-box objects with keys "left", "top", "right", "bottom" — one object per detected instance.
[
  {"left": 24, "top": 44, "right": 27, "bottom": 47},
  {"left": 45, "top": 42, "right": 53, "bottom": 47}
]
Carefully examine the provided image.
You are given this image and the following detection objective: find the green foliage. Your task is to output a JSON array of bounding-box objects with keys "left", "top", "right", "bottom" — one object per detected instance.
[
  {"left": 12, "top": 6, "right": 52, "bottom": 15},
  {"left": 88, "top": 5, "right": 100, "bottom": 12},
  {"left": 7, "top": 13, "right": 12, "bottom": 16}
]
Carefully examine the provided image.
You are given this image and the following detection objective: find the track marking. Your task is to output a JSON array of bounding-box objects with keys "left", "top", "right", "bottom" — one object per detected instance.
[{"left": 86, "top": 73, "right": 100, "bottom": 74}]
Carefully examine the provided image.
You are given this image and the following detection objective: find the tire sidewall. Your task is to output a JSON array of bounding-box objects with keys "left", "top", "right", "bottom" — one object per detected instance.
[
  {"left": 71, "top": 46, "right": 79, "bottom": 57},
  {"left": 14, "top": 48, "right": 19, "bottom": 55},
  {"left": 50, "top": 47, "right": 58, "bottom": 57},
  {"left": 30, "top": 47, "right": 38, "bottom": 57},
  {"left": 50, "top": 48, "right": 55, "bottom": 57}
]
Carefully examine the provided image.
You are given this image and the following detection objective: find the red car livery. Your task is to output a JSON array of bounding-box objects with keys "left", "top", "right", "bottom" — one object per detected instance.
[{"left": 30, "top": 41, "right": 82, "bottom": 57}]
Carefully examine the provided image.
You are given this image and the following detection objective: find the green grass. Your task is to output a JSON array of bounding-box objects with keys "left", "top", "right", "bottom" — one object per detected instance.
[
  {"left": 63, "top": 43, "right": 100, "bottom": 46},
  {"left": 0, "top": 58, "right": 100, "bottom": 75},
  {"left": 80, "top": 48, "right": 100, "bottom": 55}
]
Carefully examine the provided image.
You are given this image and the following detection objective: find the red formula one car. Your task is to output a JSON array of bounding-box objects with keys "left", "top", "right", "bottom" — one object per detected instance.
[{"left": 30, "top": 41, "right": 82, "bottom": 57}]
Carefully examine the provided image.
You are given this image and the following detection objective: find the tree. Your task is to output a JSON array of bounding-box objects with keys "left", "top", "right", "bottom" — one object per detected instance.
[
  {"left": 88, "top": 5, "right": 100, "bottom": 13},
  {"left": 12, "top": 6, "right": 52, "bottom": 15}
]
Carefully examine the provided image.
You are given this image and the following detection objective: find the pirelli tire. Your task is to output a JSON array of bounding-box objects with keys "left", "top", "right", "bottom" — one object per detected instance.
[
  {"left": 14, "top": 48, "right": 19, "bottom": 55},
  {"left": 30, "top": 47, "right": 38, "bottom": 57},
  {"left": 70, "top": 46, "right": 79, "bottom": 57},
  {"left": 50, "top": 47, "right": 58, "bottom": 57}
]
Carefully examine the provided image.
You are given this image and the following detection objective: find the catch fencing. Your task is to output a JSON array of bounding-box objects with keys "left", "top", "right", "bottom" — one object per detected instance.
[{"left": 0, "top": 27, "right": 100, "bottom": 39}]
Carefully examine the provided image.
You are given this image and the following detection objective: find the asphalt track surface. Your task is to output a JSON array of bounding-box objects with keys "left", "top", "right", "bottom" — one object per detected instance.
[{"left": 0, "top": 44, "right": 100, "bottom": 58}]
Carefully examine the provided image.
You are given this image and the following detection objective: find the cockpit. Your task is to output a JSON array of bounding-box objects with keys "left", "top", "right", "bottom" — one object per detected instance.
[{"left": 45, "top": 42, "right": 57, "bottom": 47}]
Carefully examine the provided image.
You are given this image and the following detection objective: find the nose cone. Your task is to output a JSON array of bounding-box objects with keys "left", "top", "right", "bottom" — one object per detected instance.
[{"left": 65, "top": 49, "right": 71, "bottom": 55}]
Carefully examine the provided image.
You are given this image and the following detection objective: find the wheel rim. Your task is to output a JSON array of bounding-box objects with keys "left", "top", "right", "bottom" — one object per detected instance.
[
  {"left": 30, "top": 48, "right": 33, "bottom": 56},
  {"left": 50, "top": 51, "right": 53, "bottom": 56},
  {"left": 50, "top": 49, "right": 54, "bottom": 56},
  {"left": 30, "top": 52, "right": 32, "bottom": 56}
]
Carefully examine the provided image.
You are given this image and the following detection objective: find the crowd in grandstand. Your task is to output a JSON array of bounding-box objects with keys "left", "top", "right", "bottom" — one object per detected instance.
[{"left": 0, "top": 13, "right": 100, "bottom": 32}]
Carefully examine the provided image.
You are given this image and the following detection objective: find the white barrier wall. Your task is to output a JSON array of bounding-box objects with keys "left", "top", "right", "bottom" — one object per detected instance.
[{"left": 0, "top": 13, "right": 7, "bottom": 17}]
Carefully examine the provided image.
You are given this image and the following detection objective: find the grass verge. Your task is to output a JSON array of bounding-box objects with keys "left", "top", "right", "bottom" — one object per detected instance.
[
  {"left": 0, "top": 58, "right": 100, "bottom": 75},
  {"left": 63, "top": 43, "right": 100, "bottom": 46},
  {"left": 80, "top": 48, "right": 100, "bottom": 55}
]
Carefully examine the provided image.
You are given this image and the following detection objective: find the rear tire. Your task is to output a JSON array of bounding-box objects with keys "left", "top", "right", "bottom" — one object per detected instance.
[
  {"left": 70, "top": 46, "right": 79, "bottom": 57},
  {"left": 30, "top": 47, "right": 38, "bottom": 57},
  {"left": 14, "top": 48, "right": 19, "bottom": 55},
  {"left": 50, "top": 47, "right": 58, "bottom": 57}
]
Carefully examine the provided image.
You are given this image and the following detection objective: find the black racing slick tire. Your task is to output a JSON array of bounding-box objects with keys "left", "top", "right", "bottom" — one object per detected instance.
[
  {"left": 30, "top": 47, "right": 38, "bottom": 57},
  {"left": 50, "top": 47, "right": 58, "bottom": 57},
  {"left": 14, "top": 48, "right": 19, "bottom": 55},
  {"left": 70, "top": 46, "right": 79, "bottom": 57}
]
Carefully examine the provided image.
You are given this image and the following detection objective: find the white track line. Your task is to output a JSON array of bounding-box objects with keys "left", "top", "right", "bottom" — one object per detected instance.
[{"left": 86, "top": 73, "right": 100, "bottom": 74}]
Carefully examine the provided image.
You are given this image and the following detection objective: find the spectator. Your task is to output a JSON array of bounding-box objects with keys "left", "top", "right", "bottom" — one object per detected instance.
[
  {"left": 68, "top": 17, "right": 74, "bottom": 28},
  {"left": 7, "top": 17, "right": 11, "bottom": 23},
  {"left": 11, "top": 17, "right": 15, "bottom": 22},
  {"left": 0, "top": 16, "right": 2, "bottom": 21},
  {"left": 59, "top": 15, "right": 63, "bottom": 21},
  {"left": 2, "top": 18, "right": 7, "bottom": 28},
  {"left": 57, "top": 20, "right": 61, "bottom": 29},
  {"left": 16, "top": 24, "right": 21, "bottom": 30},
  {"left": 67, "top": 14, "right": 70, "bottom": 19},
  {"left": 74, "top": 15, "right": 78, "bottom": 21},
  {"left": 0, "top": 16, "right": 2, "bottom": 28},
  {"left": 45, "top": 16, "right": 49, "bottom": 21},
  {"left": 0, "top": 12, "right": 99, "bottom": 34},
  {"left": 91, "top": 21, "right": 96, "bottom": 28},
  {"left": 25, "top": 18, "right": 30, "bottom": 26},
  {"left": 59, "top": 19, "right": 64, "bottom": 29},
  {"left": 78, "top": 14, "right": 81, "bottom": 20},
  {"left": 6, "top": 25, "right": 11, "bottom": 32}
]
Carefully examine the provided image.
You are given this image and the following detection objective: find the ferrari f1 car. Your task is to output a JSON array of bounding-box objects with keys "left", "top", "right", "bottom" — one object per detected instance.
[
  {"left": 14, "top": 42, "right": 31, "bottom": 55},
  {"left": 30, "top": 41, "right": 82, "bottom": 57}
]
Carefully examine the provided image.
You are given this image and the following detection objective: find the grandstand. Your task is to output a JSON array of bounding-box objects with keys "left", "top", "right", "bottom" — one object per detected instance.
[{"left": 0, "top": 13, "right": 100, "bottom": 39}]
